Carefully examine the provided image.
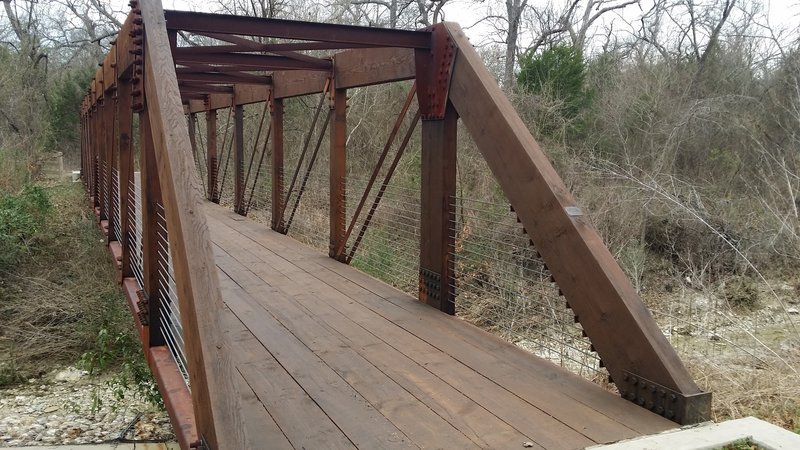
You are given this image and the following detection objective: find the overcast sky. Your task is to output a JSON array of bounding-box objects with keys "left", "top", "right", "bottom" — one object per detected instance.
[{"left": 165, "top": 0, "right": 799, "bottom": 47}]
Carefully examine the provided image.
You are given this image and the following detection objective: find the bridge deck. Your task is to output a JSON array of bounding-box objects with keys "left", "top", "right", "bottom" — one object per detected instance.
[{"left": 204, "top": 202, "right": 676, "bottom": 449}]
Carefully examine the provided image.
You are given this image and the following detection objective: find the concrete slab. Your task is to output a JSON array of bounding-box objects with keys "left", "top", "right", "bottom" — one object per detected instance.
[{"left": 590, "top": 417, "right": 800, "bottom": 450}]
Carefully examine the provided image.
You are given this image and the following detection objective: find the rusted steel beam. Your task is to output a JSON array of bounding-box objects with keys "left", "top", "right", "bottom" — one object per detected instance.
[
  {"left": 177, "top": 64, "right": 275, "bottom": 73},
  {"left": 271, "top": 97, "right": 285, "bottom": 232},
  {"left": 190, "top": 32, "right": 332, "bottom": 68},
  {"left": 175, "top": 42, "right": 375, "bottom": 54},
  {"left": 184, "top": 85, "right": 268, "bottom": 113},
  {"left": 188, "top": 113, "right": 199, "bottom": 163},
  {"left": 140, "top": 2, "right": 249, "bottom": 447},
  {"left": 164, "top": 10, "right": 431, "bottom": 48},
  {"left": 118, "top": 78, "right": 135, "bottom": 280},
  {"left": 180, "top": 48, "right": 414, "bottom": 113},
  {"left": 206, "top": 110, "right": 219, "bottom": 202},
  {"left": 179, "top": 82, "right": 234, "bottom": 94},
  {"left": 333, "top": 47, "right": 415, "bottom": 89},
  {"left": 329, "top": 87, "right": 347, "bottom": 259},
  {"left": 272, "top": 70, "right": 328, "bottom": 99},
  {"left": 149, "top": 346, "right": 199, "bottom": 450},
  {"left": 176, "top": 70, "right": 272, "bottom": 85},
  {"left": 174, "top": 50, "right": 331, "bottom": 71},
  {"left": 233, "top": 105, "right": 245, "bottom": 215},
  {"left": 443, "top": 22, "right": 710, "bottom": 424},
  {"left": 419, "top": 101, "right": 457, "bottom": 315}
]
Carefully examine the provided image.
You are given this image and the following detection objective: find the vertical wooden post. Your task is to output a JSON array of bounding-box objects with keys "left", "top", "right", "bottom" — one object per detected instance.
[
  {"left": 233, "top": 105, "right": 246, "bottom": 215},
  {"left": 188, "top": 113, "right": 198, "bottom": 162},
  {"left": 139, "top": 109, "right": 166, "bottom": 348},
  {"left": 329, "top": 87, "right": 347, "bottom": 259},
  {"left": 92, "top": 105, "right": 100, "bottom": 210},
  {"left": 107, "top": 91, "right": 120, "bottom": 244},
  {"left": 206, "top": 110, "right": 219, "bottom": 202},
  {"left": 419, "top": 101, "right": 458, "bottom": 315},
  {"left": 271, "top": 97, "right": 285, "bottom": 232},
  {"left": 118, "top": 79, "right": 135, "bottom": 279},
  {"left": 101, "top": 98, "right": 108, "bottom": 222}
]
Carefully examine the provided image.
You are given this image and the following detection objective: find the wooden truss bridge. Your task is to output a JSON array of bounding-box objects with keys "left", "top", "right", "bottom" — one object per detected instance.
[{"left": 80, "top": 1, "right": 711, "bottom": 448}]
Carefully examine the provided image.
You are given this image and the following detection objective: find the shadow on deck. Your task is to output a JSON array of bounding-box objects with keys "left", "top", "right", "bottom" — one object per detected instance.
[{"left": 204, "top": 203, "right": 675, "bottom": 449}]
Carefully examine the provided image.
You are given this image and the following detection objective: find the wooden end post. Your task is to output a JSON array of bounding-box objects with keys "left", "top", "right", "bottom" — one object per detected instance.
[
  {"left": 271, "top": 97, "right": 285, "bottom": 232},
  {"left": 330, "top": 87, "right": 347, "bottom": 259},
  {"left": 419, "top": 102, "right": 457, "bottom": 315}
]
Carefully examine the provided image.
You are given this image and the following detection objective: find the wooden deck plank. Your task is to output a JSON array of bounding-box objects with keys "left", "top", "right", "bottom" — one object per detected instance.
[
  {"left": 212, "top": 208, "right": 675, "bottom": 435},
  {"left": 217, "top": 278, "right": 358, "bottom": 450},
  {"left": 214, "top": 249, "right": 482, "bottom": 449},
  {"left": 202, "top": 202, "right": 678, "bottom": 448},
  {"left": 205, "top": 209, "right": 671, "bottom": 438},
  {"left": 208, "top": 222, "right": 592, "bottom": 448},
  {"left": 218, "top": 270, "right": 420, "bottom": 449},
  {"left": 206, "top": 214, "right": 615, "bottom": 447}
]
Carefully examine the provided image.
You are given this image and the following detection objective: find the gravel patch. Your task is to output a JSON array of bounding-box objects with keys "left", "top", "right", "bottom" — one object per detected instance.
[{"left": 0, "top": 367, "right": 173, "bottom": 447}]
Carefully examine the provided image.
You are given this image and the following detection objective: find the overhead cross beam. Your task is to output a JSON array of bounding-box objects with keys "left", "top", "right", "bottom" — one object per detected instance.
[
  {"left": 164, "top": 10, "right": 432, "bottom": 48},
  {"left": 173, "top": 50, "right": 332, "bottom": 71}
]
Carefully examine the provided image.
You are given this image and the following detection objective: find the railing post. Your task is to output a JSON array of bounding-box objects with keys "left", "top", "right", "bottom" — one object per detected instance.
[
  {"left": 419, "top": 101, "right": 458, "bottom": 315},
  {"left": 329, "top": 87, "right": 347, "bottom": 259},
  {"left": 206, "top": 109, "right": 219, "bottom": 202},
  {"left": 119, "top": 78, "right": 135, "bottom": 279},
  {"left": 100, "top": 92, "right": 112, "bottom": 223},
  {"left": 233, "top": 104, "right": 246, "bottom": 215},
  {"left": 107, "top": 88, "right": 120, "bottom": 245},
  {"left": 188, "top": 112, "right": 198, "bottom": 164},
  {"left": 139, "top": 109, "right": 166, "bottom": 348},
  {"left": 91, "top": 104, "right": 100, "bottom": 213},
  {"left": 271, "top": 96, "right": 285, "bottom": 232}
]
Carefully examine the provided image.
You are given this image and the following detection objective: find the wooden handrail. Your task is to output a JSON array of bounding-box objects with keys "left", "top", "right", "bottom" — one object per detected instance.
[
  {"left": 441, "top": 21, "right": 710, "bottom": 424},
  {"left": 139, "top": 1, "right": 249, "bottom": 448}
]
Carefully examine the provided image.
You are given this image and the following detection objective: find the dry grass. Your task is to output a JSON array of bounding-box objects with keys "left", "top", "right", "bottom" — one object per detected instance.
[{"left": 0, "top": 182, "right": 134, "bottom": 384}]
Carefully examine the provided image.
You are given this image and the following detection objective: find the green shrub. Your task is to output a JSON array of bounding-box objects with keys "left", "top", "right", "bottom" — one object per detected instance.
[
  {"left": 0, "top": 185, "right": 52, "bottom": 270},
  {"left": 517, "top": 45, "right": 593, "bottom": 136},
  {"left": 47, "top": 66, "right": 94, "bottom": 158}
]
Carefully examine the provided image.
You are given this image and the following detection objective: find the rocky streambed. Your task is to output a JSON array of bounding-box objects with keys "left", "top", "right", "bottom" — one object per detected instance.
[{"left": 0, "top": 367, "right": 173, "bottom": 447}]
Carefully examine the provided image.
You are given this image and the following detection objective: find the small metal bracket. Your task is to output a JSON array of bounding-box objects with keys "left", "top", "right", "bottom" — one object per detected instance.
[
  {"left": 419, "top": 268, "right": 442, "bottom": 301},
  {"left": 135, "top": 289, "right": 149, "bottom": 326},
  {"left": 189, "top": 436, "right": 210, "bottom": 450},
  {"left": 618, "top": 370, "right": 712, "bottom": 424}
]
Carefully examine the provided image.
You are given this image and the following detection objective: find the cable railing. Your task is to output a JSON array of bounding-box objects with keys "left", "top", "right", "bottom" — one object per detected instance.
[
  {"left": 450, "top": 193, "right": 604, "bottom": 379},
  {"left": 156, "top": 204, "right": 190, "bottom": 387},
  {"left": 111, "top": 167, "right": 122, "bottom": 243},
  {"left": 346, "top": 176, "right": 420, "bottom": 294}
]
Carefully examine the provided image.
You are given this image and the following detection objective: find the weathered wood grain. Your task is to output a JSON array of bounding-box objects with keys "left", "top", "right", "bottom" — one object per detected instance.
[{"left": 139, "top": 1, "right": 249, "bottom": 448}]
